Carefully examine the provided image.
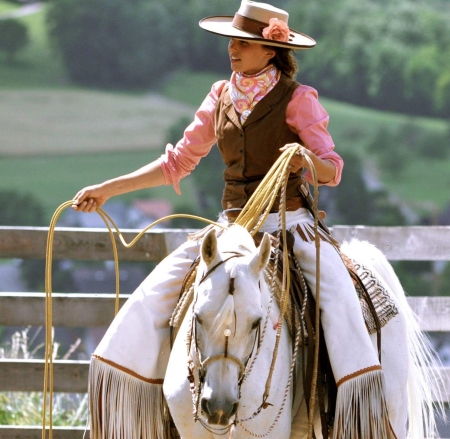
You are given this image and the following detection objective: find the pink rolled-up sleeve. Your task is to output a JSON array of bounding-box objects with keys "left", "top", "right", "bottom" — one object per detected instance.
[
  {"left": 286, "top": 85, "right": 343, "bottom": 186},
  {"left": 159, "top": 80, "right": 227, "bottom": 194}
]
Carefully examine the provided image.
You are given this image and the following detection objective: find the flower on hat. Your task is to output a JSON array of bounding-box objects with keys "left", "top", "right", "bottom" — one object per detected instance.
[{"left": 262, "top": 18, "right": 290, "bottom": 43}]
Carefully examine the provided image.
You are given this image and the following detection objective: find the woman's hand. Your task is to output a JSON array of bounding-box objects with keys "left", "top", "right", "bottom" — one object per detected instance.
[
  {"left": 280, "top": 142, "right": 336, "bottom": 184},
  {"left": 279, "top": 143, "right": 307, "bottom": 173},
  {"left": 72, "top": 184, "right": 111, "bottom": 213}
]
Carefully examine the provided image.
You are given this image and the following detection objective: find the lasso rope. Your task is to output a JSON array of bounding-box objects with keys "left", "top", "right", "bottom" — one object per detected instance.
[
  {"left": 42, "top": 145, "right": 322, "bottom": 439},
  {"left": 42, "top": 206, "right": 226, "bottom": 439}
]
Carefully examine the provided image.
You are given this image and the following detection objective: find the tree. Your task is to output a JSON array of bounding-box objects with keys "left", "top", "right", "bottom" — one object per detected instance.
[
  {"left": 287, "top": 0, "right": 450, "bottom": 117},
  {"left": 324, "top": 152, "right": 406, "bottom": 226},
  {"left": 0, "top": 19, "right": 29, "bottom": 64},
  {"left": 0, "top": 190, "right": 46, "bottom": 226},
  {"left": 46, "top": 0, "right": 232, "bottom": 88}
]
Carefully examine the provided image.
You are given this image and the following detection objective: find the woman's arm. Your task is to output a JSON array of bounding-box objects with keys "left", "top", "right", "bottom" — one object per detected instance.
[
  {"left": 280, "top": 143, "right": 336, "bottom": 184},
  {"left": 285, "top": 84, "right": 343, "bottom": 186},
  {"left": 72, "top": 161, "right": 165, "bottom": 213},
  {"left": 73, "top": 80, "right": 227, "bottom": 213}
]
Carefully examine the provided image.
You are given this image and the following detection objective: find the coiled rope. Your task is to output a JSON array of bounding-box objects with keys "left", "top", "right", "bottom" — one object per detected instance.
[
  {"left": 234, "top": 145, "right": 322, "bottom": 439},
  {"left": 42, "top": 145, "right": 321, "bottom": 439}
]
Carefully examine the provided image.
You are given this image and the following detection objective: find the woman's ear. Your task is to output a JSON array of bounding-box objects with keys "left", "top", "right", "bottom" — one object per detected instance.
[{"left": 265, "top": 48, "right": 276, "bottom": 60}]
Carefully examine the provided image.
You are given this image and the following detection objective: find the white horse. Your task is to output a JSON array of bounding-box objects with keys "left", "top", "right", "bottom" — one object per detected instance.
[{"left": 163, "top": 225, "right": 442, "bottom": 439}]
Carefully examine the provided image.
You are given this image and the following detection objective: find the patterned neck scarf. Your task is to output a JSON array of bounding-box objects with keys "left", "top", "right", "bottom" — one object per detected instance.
[{"left": 229, "top": 64, "right": 280, "bottom": 123}]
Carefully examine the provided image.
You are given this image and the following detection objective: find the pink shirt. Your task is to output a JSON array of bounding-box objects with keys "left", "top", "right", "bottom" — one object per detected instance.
[{"left": 159, "top": 80, "right": 343, "bottom": 195}]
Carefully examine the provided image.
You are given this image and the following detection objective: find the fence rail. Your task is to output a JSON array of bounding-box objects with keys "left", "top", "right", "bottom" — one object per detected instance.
[
  {"left": 1, "top": 225, "right": 450, "bottom": 261},
  {"left": 1, "top": 225, "right": 450, "bottom": 438}
]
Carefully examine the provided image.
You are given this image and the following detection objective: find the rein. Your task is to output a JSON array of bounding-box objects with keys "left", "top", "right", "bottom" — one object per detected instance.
[{"left": 240, "top": 146, "right": 322, "bottom": 439}]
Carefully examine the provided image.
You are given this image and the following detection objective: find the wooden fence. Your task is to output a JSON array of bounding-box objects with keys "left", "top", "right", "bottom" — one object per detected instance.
[{"left": 0, "top": 225, "right": 449, "bottom": 438}]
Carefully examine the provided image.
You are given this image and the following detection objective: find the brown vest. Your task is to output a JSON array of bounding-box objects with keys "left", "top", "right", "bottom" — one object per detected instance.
[{"left": 215, "top": 75, "right": 306, "bottom": 210}]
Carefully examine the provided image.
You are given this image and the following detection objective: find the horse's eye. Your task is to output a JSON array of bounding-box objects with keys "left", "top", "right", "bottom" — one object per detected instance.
[
  {"left": 251, "top": 318, "right": 262, "bottom": 330},
  {"left": 195, "top": 314, "right": 203, "bottom": 326}
]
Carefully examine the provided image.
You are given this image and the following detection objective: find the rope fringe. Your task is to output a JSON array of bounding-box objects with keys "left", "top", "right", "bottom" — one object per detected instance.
[
  {"left": 332, "top": 368, "right": 396, "bottom": 439},
  {"left": 89, "top": 356, "right": 172, "bottom": 439}
]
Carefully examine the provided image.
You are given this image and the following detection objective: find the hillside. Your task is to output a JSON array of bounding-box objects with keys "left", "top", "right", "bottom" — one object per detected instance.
[
  {"left": 0, "top": 78, "right": 448, "bottom": 221},
  {"left": 0, "top": 4, "right": 448, "bottom": 222},
  {"left": 0, "top": 89, "right": 195, "bottom": 155}
]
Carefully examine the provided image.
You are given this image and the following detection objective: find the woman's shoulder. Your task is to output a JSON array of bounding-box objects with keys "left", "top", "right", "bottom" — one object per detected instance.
[
  {"left": 291, "top": 83, "right": 320, "bottom": 101},
  {"left": 287, "top": 82, "right": 329, "bottom": 119},
  {"left": 210, "top": 79, "right": 229, "bottom": 97},
  {"left": 196, "top": 80, "right": 229, "bottom": 114}
]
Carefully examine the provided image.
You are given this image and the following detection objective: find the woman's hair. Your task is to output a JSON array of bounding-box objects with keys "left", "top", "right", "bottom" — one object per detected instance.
[{"left": 267, "top": 46, "right": 299, "bottom": 79}]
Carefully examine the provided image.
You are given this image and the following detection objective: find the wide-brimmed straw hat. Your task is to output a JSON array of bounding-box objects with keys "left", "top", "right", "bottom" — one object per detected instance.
[{"left": 199, "top": 0, "right": 315, "bottom": 50}]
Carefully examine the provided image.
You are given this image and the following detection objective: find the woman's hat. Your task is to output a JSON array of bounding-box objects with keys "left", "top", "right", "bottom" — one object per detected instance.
[{"left": 199, "top": 0, "right": 315, "bottom": 50}]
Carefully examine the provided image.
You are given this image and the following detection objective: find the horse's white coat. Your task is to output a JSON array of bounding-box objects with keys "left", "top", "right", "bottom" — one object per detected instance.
[
  {"left": 164, "top": 227, "right": 440, "bottom": 439},
  {"left": 341, "top": 239, "right": 442, "bottom": 439},
  {"left": 164, "top": 226, "right": 292, "bottom": 438}
]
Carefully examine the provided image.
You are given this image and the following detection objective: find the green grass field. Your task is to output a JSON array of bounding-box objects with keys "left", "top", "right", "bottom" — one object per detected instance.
[
  {"left": 0, "top": 4, "right": 449, "bottom": 223},
  {"left": 0, "top": 150, "right": 198, "bottom": 218},
  {"left": 0, "top": 89, "right": 195, "bottom": 155}
]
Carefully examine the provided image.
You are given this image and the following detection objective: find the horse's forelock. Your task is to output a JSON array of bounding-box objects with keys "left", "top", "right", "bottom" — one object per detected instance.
[
  {"left": 210, "top": 294, "right": 235, "bottom": 339},
  {"left": 198, "top": 226, "right": 263, "bottom": 341},
  {"left": 201, "top": 255, "right": 260, "bottom": 340}
]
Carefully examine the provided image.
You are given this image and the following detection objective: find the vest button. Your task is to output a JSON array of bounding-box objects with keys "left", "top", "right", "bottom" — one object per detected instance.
[
  {"left": 240, "top": 133, "right": 244, "bottom": 138},
  {"left": 239, "top": 149, "right": 243, "bottom": 154}
]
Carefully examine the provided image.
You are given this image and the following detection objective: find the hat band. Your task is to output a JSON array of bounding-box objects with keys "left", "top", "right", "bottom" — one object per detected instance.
[{"left": 232, "top": 13, "right": 268, "bottom": 37}]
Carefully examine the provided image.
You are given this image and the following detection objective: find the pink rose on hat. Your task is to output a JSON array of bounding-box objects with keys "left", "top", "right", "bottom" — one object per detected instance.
[{"left": 262, "top": 18, "right": 290, "bottom": 43}]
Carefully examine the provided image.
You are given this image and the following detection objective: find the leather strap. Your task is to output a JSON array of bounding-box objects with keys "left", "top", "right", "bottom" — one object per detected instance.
[{"left": 232, "top": 13, "right": 267, "bottom": 36}]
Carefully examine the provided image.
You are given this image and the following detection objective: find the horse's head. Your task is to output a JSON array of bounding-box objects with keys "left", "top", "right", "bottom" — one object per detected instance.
[{"left": 192, "top": 225, "right": 271, "bottom": 426}]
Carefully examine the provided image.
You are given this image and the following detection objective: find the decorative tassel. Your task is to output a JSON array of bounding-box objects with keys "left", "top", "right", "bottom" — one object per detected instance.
[
  {"left": 332, "top": 368, "right": 396, "bottom": 439},
  {"left": 228, "top": 423, "right": 237, "bottom": 439},
  {"left": 89, "top": 356, "right": 174, "bottom": 439}
]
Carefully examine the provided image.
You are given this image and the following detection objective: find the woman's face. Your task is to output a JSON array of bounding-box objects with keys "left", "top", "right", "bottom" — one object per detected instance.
[{"left": 228, "top": 39, "right": 275, "bottom": 75}]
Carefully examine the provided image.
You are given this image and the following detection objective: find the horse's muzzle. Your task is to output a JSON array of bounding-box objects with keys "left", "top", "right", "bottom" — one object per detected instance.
[{"left": 201, "top": 397, "right": 239, "bottom": 426}]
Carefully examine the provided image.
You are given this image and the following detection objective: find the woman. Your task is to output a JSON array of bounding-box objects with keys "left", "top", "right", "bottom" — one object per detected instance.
[{"left": 73, "top": 2, "right": 397, "bottom": 438}]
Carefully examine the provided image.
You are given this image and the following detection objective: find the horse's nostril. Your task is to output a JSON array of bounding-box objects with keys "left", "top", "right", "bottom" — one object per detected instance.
[
  {"left": 230, "top": 401, "right": 239, "bottom": 417},
  {"left": 200, "top": 397, "right": 210, "bottom": 416}
]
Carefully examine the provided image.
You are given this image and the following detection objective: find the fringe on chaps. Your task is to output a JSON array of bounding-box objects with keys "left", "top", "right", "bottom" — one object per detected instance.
[
  {"left": 89, "top": 356, "right": 172, "bottom": 439},
  {"left": 332, "top": 367, "right": 396, "bottom": 439}
]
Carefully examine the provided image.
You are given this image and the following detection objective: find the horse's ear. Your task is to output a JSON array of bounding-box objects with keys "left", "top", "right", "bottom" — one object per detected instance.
[
  {"left": 201, "top": 228, "right": 219, "bottom": 266},
  {"left": 250, "top": 232, "right": 271, "bottom": 274}
]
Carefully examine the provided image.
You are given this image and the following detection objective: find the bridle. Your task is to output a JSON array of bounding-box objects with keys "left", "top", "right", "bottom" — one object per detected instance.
[
  {"left": 186, "top": 252, "right": 261, "bottom": 429},
  {"left": 186, "top": 248, "right": 300, "bottom": 438}
]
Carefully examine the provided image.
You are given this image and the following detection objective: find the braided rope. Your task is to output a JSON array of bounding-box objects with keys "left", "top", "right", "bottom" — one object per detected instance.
[
  {"left": 231, "top": 146, "right": 321, "bottom": 438},
  {"left": 234, "top": 146, "right": 321, "bottom": 439},
  {"left": 237, "top": 321, "right": 302, "bottom": 437}
]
